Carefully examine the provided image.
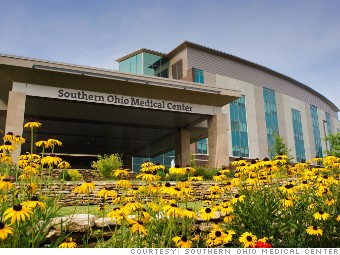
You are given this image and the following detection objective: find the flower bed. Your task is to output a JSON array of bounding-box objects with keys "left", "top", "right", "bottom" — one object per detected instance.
[{"left": 1, "top": 121, "right": 340, "bottom": 248}]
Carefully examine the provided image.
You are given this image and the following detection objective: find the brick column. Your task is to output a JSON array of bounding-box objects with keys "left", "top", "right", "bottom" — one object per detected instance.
[
  {"left": 208, "top": 113, "right": 229, "bottom": 168},
  {"left": 175, "top": 128, "right": 191, "bottom": 166},
  {"left": 5, "top": 91, "right": 27, "bottom": 163}
]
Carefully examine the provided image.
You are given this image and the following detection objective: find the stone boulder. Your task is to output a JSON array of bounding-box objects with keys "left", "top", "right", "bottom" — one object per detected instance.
[{"left": 50, "top": 214, "right": 96, "bottom": 232}]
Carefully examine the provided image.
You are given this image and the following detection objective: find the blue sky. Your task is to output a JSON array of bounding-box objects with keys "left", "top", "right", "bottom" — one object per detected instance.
[{"left": 1, "top": 0, "right": 339, "bottom": 112}]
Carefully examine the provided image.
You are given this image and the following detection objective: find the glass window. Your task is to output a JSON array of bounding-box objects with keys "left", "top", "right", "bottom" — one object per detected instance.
[
  {"left": 197, "top": 138, "right": 208, "bottom": 154},
  {"left": 310, "top": 105, "right": 323, "bottom": 158},
  {"left": 230, "top": 95, "right": 249, "bottom": 157},
  {"left": 291, "top": 109, "right": 306, "bottom": 162},
  {"left": 263, "top": 87, "right": 279, "bottom": 157},
  {"left": 171, "top": 59, "right": 183, "bottom": 80},
  {"left": 194, "top": 68, "right": 204, "bottom": 84}
]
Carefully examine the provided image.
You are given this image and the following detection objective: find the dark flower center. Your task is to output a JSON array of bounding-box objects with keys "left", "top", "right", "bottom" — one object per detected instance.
[
  {"left": 246, "top": 236, "right": 253, "bottom": 241},
  {"left": 226, "top": 182, "right": 231, "bottom": 185},
  {"left": 217, "top": 172, "right": 222, "bottom": 176},
  {"left": 277, "top": 156, "right": 282, "bottom": 160},
  {"left": 4, "top": 141, "right": 12, "bottom": 145},
  {"left": 313, "top": 226, "right": 318, "bottom": 230},
  {"left": 86, "top": 181, "right": 92, "bottom": 183},
  {"left": 165, "top": 182, "right": 171, "bottom": 187},
  {"left": 175, "top": 164, "right": 181, "bottom": 168},
  {"left": 323, "top": 175, "right": 328, "bottom": 179},
  {"left": 132, "top": 187, "right": 138, "bottom": 190},
  {"left": 181, "top": 236, "right": 188, "bottom": 242},
  {"left": 205, "top": 208, "right": 212, "bottom": 213},
  {"left": 215, "top": 231, "right": 222, "bottom": 237},
  {"left": 137, "top": 220, "right": 143, "bottom": 225},
  {"left": 13, "top": 204, "right": 22, "bottom": 211},
  {"left": 263, "top": 157, "right": 269, "bottom": 161},
  {"left": 0, "top": 222, "right": 4, "bottom": 229},
  {"left": 2, "top": 178, "right": 10, "bottom": 182},
  {"left": 302, "top": 181, "right": 308, "bottom": 184},
  {"left": 234, "top": 194, "right": 240, "bottom": 198},
  {"left": 155, "top": 162, "right": 160, "bottom": 165},
  {"left": 175, "top": 187, "right": 181, "bottom": 191},
  {"left": 7, "top": 132, "right": 14, "bottom": 135},
  {"left": 171, "top": 203, "right": 178, "bottom": 208},
  {"left": 187, "top": 208, "right": 193, "bottom": 211},
  {"left": 267, "top": 164, "right": 272, "bottom": 168},
  {"left": 105, "top": 187, "right": 114, "bottom": 190},
  {"left": 285, "top": 184, "right": 294, "bottom": 189},
  {"left": 31, "top": 196, "right": 39, "bottom": 201},
  {"left": 319, "top": 211, "right": 324, "bottom": 215},
  {"left": 50, "top": 153, "right": 56, "bottom": 157}
]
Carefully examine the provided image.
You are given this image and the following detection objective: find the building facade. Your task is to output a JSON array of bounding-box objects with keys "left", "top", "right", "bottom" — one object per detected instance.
[
  {"left": 116, "top": 42, "right": 340, "bottom": 169},
  {"left": 1, "top": 41, "right": 339, "bottom": 171}
]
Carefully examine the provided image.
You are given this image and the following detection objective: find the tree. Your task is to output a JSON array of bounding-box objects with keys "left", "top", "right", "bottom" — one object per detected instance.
[
  {"left": 270, "top": 132, "right": 293, "bottom": 161},
  {"left": 324, "top": 132, "right": 340, "bottom": 157}
]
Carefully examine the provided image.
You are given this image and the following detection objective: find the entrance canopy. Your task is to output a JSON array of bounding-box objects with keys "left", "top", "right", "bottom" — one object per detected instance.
[{"left": 0, "top": 54, "right": 240, "bottom": 167}]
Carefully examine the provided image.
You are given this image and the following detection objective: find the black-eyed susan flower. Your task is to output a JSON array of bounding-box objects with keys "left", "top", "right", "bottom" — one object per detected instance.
[
  {"left": 0, "top": 222, "right": 14, "bottom": 240},
  {"left": 223, "top": 213, "right": 234, "bottom": 223},
  {"left": 131, "top": 220, "right": 147, "bottom": 236},
  {"left": 74, "top": 181, "right": 96, "bottom": 194},
  {"left": 113, "top": 167, "right": 130, "bottom": 178},
  {"left": 306, "top": 226, "right": 323, "bottom": 236},
  {"left": 97, "top": 187, "right": 117, "bottom": 201},
  {"left": 199, "top": 207, "right": 216, "bottom": 221},
  {"left": 163, "top": 203, "right": 183, "bottom": 217},
  {"left": 188, "top": 176, "right": 203, "bottom": 181},
  {"left": 24, "top": 120, "right": 42, "bottom": 129},
  {"left": 279, "top": 183, "right": 296, "bottom": 195},
  {"left": 35, "top": 139, "right": 50, "bottom": 148},
  {"left": 169, "top": 164, "right": 186, "bottom": 175},
  {"left": 26, "top": 183, "right": 38, "bottom": 194},
  {"left": 41, "top": 154, "right": 62, "bottom": 166},
  {"left": 58, "top": 161, "right": 71, "bottom": 169},
  {"left": 173, "top": 236, "right": 192, "bottom": 248},
  {"left": 59, "top": 237, "right": 77, "bottom": 248},
  {"left": 22, "top": 196, "right": 47, "bottom": 210},
  {"left": 313, "top": 211, "right": 330, "bottom": 221},
  {"left": 4, "top": 204, "right": 32, "bottom": 224},
  {"left": 14, "top": 135, "right": 26, "bottom": 144},
  {"left": 239, "top": 232, "right": 257, "bottom": 247},
  {"left": 0, "top": 141, "right": 17, "bottom": 153},
  {"left": 183, "top": 208, "right": 197, "bottom": 219},
  {"left": 160, "top": 182, "right": 173, "bottom": 194},
  {"left": 116, "top": 179, "right": 132, "bottom": 189},
  {"left": 136, "top": 172, "right": 160, "bottom": 182},
  {"left": 3, "top": 132, "right": 15, "bottom": 142},
  {"left": 147, "top": 202, "right": 160, "bottom": 212},
  {"left": 232, "top": 194, "right": 245, "bottom": 204},
  {"left": 336, "top": 215, "right": 340, "bottom": 222},
  {"left": 47, "top": 138, "right": 62, "bottom": 147},
  {"left": 282, "top": 197, "right": 294, "bottom": 208},
  {"left": 325, "top": 198, "right": 336, "bottom": 206},
  {"left": 0, "top": 178, "right": 13, "bottom": 191}
]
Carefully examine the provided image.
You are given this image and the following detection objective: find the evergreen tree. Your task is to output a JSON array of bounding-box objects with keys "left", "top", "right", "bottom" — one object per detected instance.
[{"left": 270, "top": 132, "right": 293, "bottom": 161}]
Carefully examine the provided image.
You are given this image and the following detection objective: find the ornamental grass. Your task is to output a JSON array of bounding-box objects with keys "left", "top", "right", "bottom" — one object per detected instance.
[{"left": 1, "top": 122, "right": 340, "bottom": 248}]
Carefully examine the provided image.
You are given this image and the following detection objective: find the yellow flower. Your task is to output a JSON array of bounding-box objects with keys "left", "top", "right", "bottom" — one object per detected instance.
[
  {"left": 113, "top": 167, "right": 130, "bottom": 178},
  {"left": 306, "top": 226, "right": 323, "bottom": 236},
  {"left": 0, "top": 222, "right": 14, "bottom": 240},
  {"left": 26, "top": 183, "right": 38, "bottom": 194},
  {"left": 336, "top": 215, "right": 340, "bottom": 222},
  {"left": 199, "top": 207, "right": 216, "bottom": 221},
  {"left": 163, "top": 203, "right": 183, "bottom": 217},
  {"left": 131, "top": 221, "right": 147, "bottom": 236},
  {"left": 35, "top": 139, "right": 50, "bottom": 148},
  {"left": 24, "top": 120, "right": 42, "bottom": 128},
  {"left": 14, "top": 135, "right": 26, "bottom": 144},
  {"left": 74, "top": 181, "right": 96, "bottom": 194},
  {"left": 223, "top": 214, "right": 234, "bottom": 223},
  {"left": 0, "top": 178, "right": 13, "bottom": 191},
  {"left": 0, "top": 141, "right": 17, "bottom": 152},
  {"left": 22, "top": 196, "right": 47, "bottom": 210},
  {"left": 282, "top": 197, "right": 294, "bottom": 208},
  {"left": 47, "top": 138, "right": 62, "bottom": 147},
  {"left": 59, "top": 237, "right": 77, "bottom": 248},
  {"left": 173, "top": 236, "right": 192, "bottom": 248},
  {"left": 136, "top": 172, "right": 160, "bottom": 182},
  {"left": 41, "top": 154, "right": 62, "bottom": 166},
  {"left": 239, "top": 232, "right": 257, "bottom": 248},
  {"left": 231, "top": 194, "right": 245, "bottom": 204},
  {"left": 116, "top": 180, "right": 132, "bottom": 189},
  {"left": 313, "top": 211, "right": 330, "bottom": 221},
  {"left": 188, "top": 176, "right": 203, "bottom": 181},
  {"left": 147, "top": 202, "right": 160, "bottom": 212},
  {"left": 169, "top": 164, "right": 186, "bottom": 175},
  {"left": 97, "top": 187, "right": 117, "bottom": 201},
  {"left": 183, "top": 208, "right": 197, "bottom": 219},
  {"left": 58, "top": 161, "right": 71, "bottom": 169},
  {"left": 4, "top": 204, "right": 33, "bottom": 224},
  {"left": 279, "top": 183, "right": 296, "bottom": 195},
  {"left": 3, "top": 132, "right": 15, "bottom": 142}
]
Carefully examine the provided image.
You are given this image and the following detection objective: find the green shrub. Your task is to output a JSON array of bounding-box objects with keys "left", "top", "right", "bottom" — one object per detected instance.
[
  {"left": 194, "top": 165, "right": 219, "bottom": 180},
  {"left": 67, "top": 169, "right": 83, "bottom": 181},
  {"left": 59, "top": 169, "right": 71, "bottom": 181},
  {"left": 91, "top": 154, "right": 122, "bottom": 180}
]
